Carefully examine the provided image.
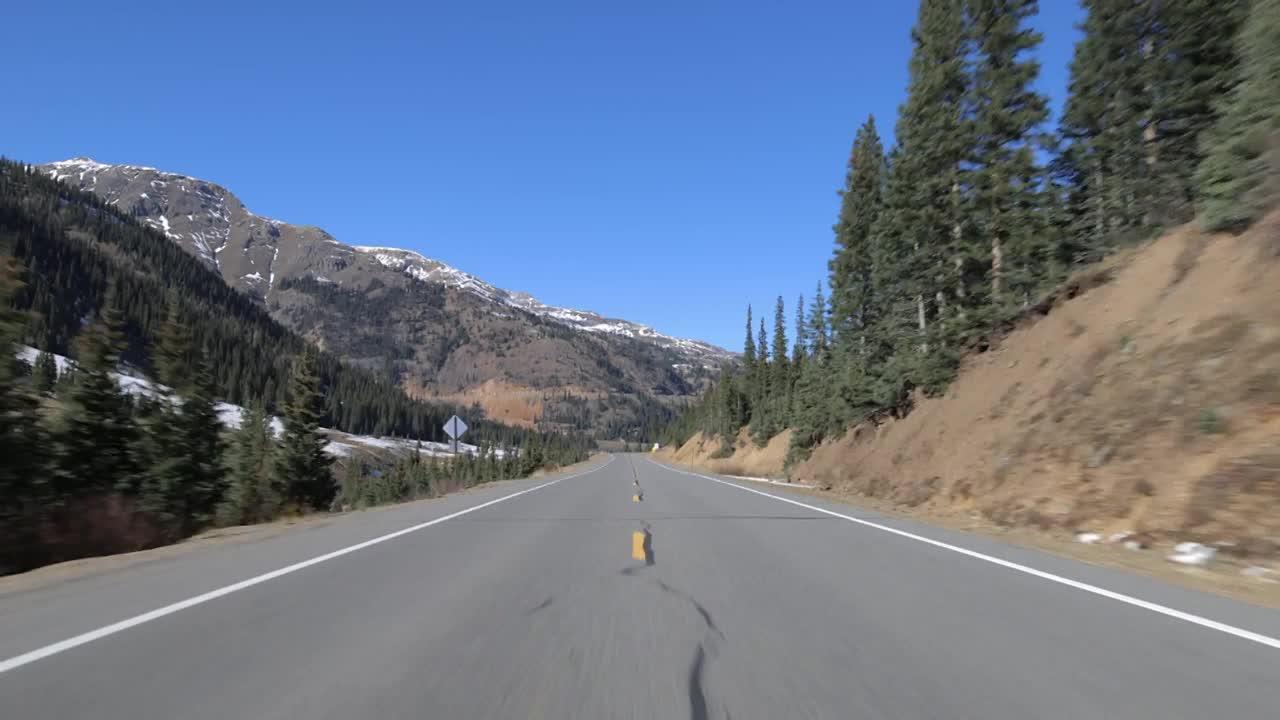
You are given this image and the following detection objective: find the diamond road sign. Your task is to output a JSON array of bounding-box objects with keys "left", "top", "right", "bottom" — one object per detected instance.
[{"left": 443, "top": 415, "right": 468, "bottom": 440}]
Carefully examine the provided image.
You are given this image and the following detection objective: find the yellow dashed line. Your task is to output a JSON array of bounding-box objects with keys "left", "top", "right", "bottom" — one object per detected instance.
[
  {"left": 632, "top": 494, "right": 640, "bottom": 502},
  {"left": 632, "top": 531, "right": 646, "bottom": 560}
]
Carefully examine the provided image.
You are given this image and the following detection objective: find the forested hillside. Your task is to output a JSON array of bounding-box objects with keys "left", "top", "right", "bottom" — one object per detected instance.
[
  {"left": 0, "top": 159, "right": 520, "bottom": 443},
  {"left": 0, "top": 161, "right": 591, "bottom": 574},
  {"left": 665, "top": 0, "right": 1278, "bottom": 464}
]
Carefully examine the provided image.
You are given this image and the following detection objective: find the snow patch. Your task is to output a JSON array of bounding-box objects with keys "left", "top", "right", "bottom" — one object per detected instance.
[
  {"left": 154, "top": 214, "right": 180, "bottom": 240},
  {"left": 1242, "top": 566, "right": 1275, "bottom": 581},
  {"left": 215, "top": 402, "right": 244, "bottom": 429},
  {"left": 1168, "top": 542, "right": 1217, "bottom": 566},
  {"left": 16, "top": 346, "right": 74, "bottom": 376},
  {"left": 15, "top": 347, "right": 497, "bottom": 460},
  {"left": 325, "top": 441, "right": 356, "bottom": 457},
  {"left": 350, "top": 246, "right": 730, "bottom": 361},
  {"left": 353, "top": 245, "right": 432, "bottom": 264},
  {"left": 268, "top": 246, "right": 280, "bottom": 290}
]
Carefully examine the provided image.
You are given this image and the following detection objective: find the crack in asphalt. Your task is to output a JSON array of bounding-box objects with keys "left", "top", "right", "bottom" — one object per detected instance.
[
  {"left": 640, "top": 522, "right": 655, "bottom": 566},
  {"left": 523, "top": 596, "right": 554, "bottom": 616},
  {"left": 647, "top": 574, "right": 725, "bottom": 719},
  {"left": 688, "top": 643, "right": 710, "bottom": 720},
  {"left": 655, "top": 580, "right": 723, "bottom": 640},
  {"left": 611, "top": 489, "right": 723, "bottom": 720}
]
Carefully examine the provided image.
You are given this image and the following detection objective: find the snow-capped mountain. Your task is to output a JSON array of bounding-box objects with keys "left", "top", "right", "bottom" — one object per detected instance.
[
  {"left": 350, "top": 245, "right": 727, "bottom": 363},
  {"left": 41, "top": 158, "right": 732, "bottom": 431},
  {"left": 43, "top": 158, "right": 730, "bottom": 368}
]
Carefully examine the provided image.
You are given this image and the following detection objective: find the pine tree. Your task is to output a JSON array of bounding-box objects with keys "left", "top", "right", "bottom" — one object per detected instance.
[
  {"left": 141, "top": 294, "right": 227, "bottom": 537},
  {"left": 741, "top": 305, "right": 757, "bottom": 419},
  {"left": 789, "top": 346, "right": 831, "bottom": 463},
  {"left": 217, "top": 404, "right": 279, "bottom": 525},
  {"left": 0, "top": 261, "right": 47, "bottom": 573},
  {"left": 829, "top": 115, "right": 887, "bottom": 346},
  {"left": 861, "top": 0, "right": 972, "bottom": 410},
  {"left": 275, "top": 350, "right": 334, "bottom": 510},
  {"left": 32, "top": 350, "right": 57, "bottom": 395},
  {"left": 153, "top": 292, "right": 191, "bottom": 389},
  {"left": 1059, "top": 0, "right": 1246, "bottom": 247},
  {"left": 1053, "top": 0, "right": 1119, "bottom": 264},
  {"left": 864, "top": 167, "right": 923, "bottom": 411},
  {"left": 828, "top": 116, "right": 889, "bottom": 422},
  {"left": 748, "top": 316, "right": 772, "bottom": 444},
  {"left": 771, "top": 297, "right": 788, "bottom": 371},
  {"left": 56, "top": 289, "right": 141, "bottom": 500},
  {"left": 1148, "top": 0, "right": 1247, "bottom": 227},
  {"left": 176, "top": 353, "right": 227, "bottom": 525},
  {"left": 793, "top": 293, "right": 807, "bottom": 365},
  {"left": 54, "top": 364, "right": 77, "bottom": 396},
  {"left": 337, "top": 456, "right": 367, "bottom": 510},
  {"left": 755, "top": 316, "right": 769, "bottom": 405},
  {"left": 1197, "top": 0, "right": 1280, "bottom": 231},
  {"left": 771, "top": 295, "right": 790, "bottom": 423},
  {"left": 808, "top": 284, "right": 829, "bottom": 353},
  {"left": 966, "top": 0, "right": 1052, "bottom": 310}
]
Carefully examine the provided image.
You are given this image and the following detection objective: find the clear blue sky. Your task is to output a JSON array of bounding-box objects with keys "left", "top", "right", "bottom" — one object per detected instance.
[{"left": 3, "top": 0, "right": 1083, "bottom": 351}]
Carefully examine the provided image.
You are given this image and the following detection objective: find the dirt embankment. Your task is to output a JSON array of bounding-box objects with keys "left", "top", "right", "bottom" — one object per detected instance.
[
  {"left": 662, "top": 428, "right": 792, "bottom": 478},
  {"left": 667, "top": 214, "right": 1280, "bottom": 581},
  {"left": 423, "top": 379, "right": 548, "bottom": 428}
]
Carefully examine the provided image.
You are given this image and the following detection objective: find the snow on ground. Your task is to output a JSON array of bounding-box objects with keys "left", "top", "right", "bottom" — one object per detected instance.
[
  {"left": 16, "top": 346, "right": 74, "bottom": 376},
  {"left": 214, "top": 402, "right": 244, "bottom": 428},
  {"left": 340, "top": 433, "right": 500, "bottom": 459},
  {"left": 1169, "top": 542, "right": 1217, "bottom": 566},
  {"left": 16, "top": 346, "right": 486, "bottom": 458},
  {"left": 325, "top": 441, "right": 357, "bottom": 457}
]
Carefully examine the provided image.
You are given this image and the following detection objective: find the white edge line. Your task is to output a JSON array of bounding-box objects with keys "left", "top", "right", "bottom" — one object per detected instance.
[
  {"left": 0, "top": 456, "right": 615, "bottom": 675},
  {"left": 729, "top": 474, "right": 814, "bottom": 488},
  {"left": 651, "top": 459, "right": 1280, "bottom": 652}
]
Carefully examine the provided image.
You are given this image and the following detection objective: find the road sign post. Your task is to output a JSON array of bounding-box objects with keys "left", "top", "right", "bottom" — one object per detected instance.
[{"left": 443, "top": 415, "right": 468, "bottom": 455}]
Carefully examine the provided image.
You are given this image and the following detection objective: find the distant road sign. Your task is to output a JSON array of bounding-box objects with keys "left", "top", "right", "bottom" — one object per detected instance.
[{"left": 444, "top": 415, "right": 468, "bottom": 441}]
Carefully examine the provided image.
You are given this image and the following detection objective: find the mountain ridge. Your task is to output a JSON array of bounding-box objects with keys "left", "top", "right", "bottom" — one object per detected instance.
[
  {"left": 43, "top": 157, "right": 731, "bottom": 434},
  {"left": 43, "top": 157, "right": 730, "bottom": 368}
]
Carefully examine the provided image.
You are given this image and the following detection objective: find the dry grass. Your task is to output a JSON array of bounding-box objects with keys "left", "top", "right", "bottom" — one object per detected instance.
[{"left": 660, "top": 428, "right": 792, "bottom": 479}]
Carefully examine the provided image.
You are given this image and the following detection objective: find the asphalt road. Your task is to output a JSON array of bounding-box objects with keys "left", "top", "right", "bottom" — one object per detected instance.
[{"left": 2, "top": 454, "right": 1279, "bottom": 719}]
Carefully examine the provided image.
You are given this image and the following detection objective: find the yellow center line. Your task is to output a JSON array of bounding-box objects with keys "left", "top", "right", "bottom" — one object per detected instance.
[
  {"left": 631, "top": 531, "right": 646, "bottom": 561},
  {"left": 632, "top": 494, "right": 640, "bottom": 502}
]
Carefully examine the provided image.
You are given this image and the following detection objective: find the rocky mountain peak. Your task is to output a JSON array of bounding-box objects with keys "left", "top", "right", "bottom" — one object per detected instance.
[{"left": 39, "top": 158, "right": 733, "bottom": 432}]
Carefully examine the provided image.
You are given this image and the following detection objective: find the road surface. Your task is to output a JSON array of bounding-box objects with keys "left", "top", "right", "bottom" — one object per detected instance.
[{"left": 1, "top": 455, "right": 1278, "bottom": 718}]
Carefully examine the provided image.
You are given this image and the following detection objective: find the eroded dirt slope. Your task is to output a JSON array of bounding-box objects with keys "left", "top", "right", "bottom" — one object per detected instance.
[
  {"left": 794, "top": 215, "right": 1280, "bottom": 559},
  {"left": 665, "top": 429, "right": 792, "bottom": 479}
]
